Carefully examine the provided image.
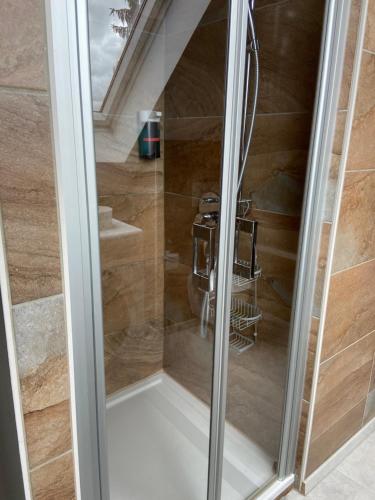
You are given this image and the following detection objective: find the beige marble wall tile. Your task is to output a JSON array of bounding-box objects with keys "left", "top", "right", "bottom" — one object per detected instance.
[
  {"left": 364, "top": 0, "right": 375, "bottom": 52},
  {"left": 104, "top": 321, "right": 163, "bottom": 395},
  {"left": 347, "top": 51, "right": 375, "bottom": 170},
  {"left": 322, "top": 260, "right": 375, "bottom": 361},
  {"left": 31, "top": 451, "right": 76, "bottom": 500},
  {"left": 164, "top": 136, "right": 222, "bottom": 198},
  {"left": 333, "top": 171, "right": 375, "bottom": 273},
  {"left": 11, "top": 294, "right": 69, "bottom": 416},
  {"left": 100, "top": 225, "right": 144, "bottom": 269},
  {"left": 0, "top": 90, "right": 55, "bottom": 208},
  {"left": 307, "top": 399, "right": 366, "bottom": 476},
  {"left": 251, "top": 209, "right": 301, "bottom": 254},
  {"left": 99, "top": 193, "right": 164, "bottom": 261},
  {"left": 312, "top": 331, "right": 375, "bottom": 439},
  {"left": 25, "top": 400, "right": 72, "bottom": 470},
  {"left": 165, "top": 193, "right": 199, "bottom": 266},
  {"left": 21, "top": 354, "right": 69, "bottom": 415},
  {"left": 165, "top": 19, "right": 227, "bottom": 118},
  {"left": 165, "top": 116, "right": 223, "bottom": 142},
  {"left": 242, "top": 112, "right": 312, "bottom": 214},
  {"left": 244, "top": 149, "right": 309, "bottom": 216},
  {"left": 0, "top": 91, "right": 61, "bottom": 303},
  {"left": 164, "top": 261, "right": 196, "bottom": 325},
  {"left": 255, "top": 0, "right": 325, "bottom": 113},
  {"left": 0, "top": 0, "right": 47, "bottom": 90},
  {"left": 102, "top": 258, "right": 163, "bottom": 335},
  {"left": 97, "top": 160, "right": 163, "bottom": 196},
  {"left": 165, "top": 112, "right": 311, "bottom": 199},
  {"left": 257, "top": 246, "right": 296, "bottom": 314}
]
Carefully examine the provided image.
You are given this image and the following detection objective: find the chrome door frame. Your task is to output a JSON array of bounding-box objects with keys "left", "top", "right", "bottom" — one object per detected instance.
[
  {"left": 278, "top": 0, "right": 352, "bottom": 479},
  {"left": 208, "top": 0, "right": 248, "bottom": 498}
]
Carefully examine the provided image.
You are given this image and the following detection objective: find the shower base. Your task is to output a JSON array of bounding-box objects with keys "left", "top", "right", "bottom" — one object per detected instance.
[{"left": 106, "top": 372, "right": 274, "bottom": 500}]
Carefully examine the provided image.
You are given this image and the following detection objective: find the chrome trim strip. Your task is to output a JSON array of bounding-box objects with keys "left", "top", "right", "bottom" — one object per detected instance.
[
  {"left": 300, "top": 0, "right": 368, "bottom": 485},
  {"left": 207, "top": 1, "right": 248, "bottom": 498},
  {"left": 277, "top": 0, "right": 352, "bottom": 478},
  {"left": 44, "top": 1, "right": 108, "bottom": 498}
]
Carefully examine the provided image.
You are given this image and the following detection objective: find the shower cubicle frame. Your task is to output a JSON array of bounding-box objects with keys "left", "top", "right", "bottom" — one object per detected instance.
[{"left": 44, "top": 0, "right": 351, "bottom": 499}]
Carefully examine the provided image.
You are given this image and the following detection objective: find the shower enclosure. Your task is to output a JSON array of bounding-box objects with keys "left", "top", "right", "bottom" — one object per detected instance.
[{"left": 45, "top": 0, "right": 351, "bottom": 498}]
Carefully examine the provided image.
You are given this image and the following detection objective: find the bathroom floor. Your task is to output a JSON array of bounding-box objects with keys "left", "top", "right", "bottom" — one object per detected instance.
[
  {"left": 285, "top": 427, "right": 375, "bottom": 499},
  {"left": 106, "top": 372, "right": 274, "bottom": 500}
]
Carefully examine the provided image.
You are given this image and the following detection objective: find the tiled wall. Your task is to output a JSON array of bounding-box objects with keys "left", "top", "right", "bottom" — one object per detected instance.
[
  {"left": 96, "top": 134, "right": 164, "bottom": 395},
  {"left": 163, "top": 0, "right": 325, "bottom": 460},
  {"left": 0, "top": 1, "right": 75, "bottom": 498},
  {"left": 242, "top": 0, "right": 325, "bottom": 355},
  {"left": 298, "top": 0, "right": 375, "bottom": 485},
  {"left": 162, "top": 0, "right": 228, "bottom": 411}
]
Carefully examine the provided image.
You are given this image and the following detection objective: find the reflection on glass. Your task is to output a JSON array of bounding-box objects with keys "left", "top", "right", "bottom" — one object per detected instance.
[
  {"left": 89, "top": 0, "right": 145, "bottom": 110},
  {"left": 221, "top": 0, "right": 326, "bottom": 498},
  {"left": 87, "top": 0, "right": 326, "bottom": 496},
  {"left": 89, "top": 1, "right": 226, "bottom": 498}
]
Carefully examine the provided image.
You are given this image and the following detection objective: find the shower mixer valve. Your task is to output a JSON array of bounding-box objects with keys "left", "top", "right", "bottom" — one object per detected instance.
[{"left": 192, "top": 193, "right": 219, "bottom": 293}]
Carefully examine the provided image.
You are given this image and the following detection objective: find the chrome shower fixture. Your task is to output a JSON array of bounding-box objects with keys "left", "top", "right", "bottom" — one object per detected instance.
[
  {"left": 192, "top": 193, "right": 262, "bottom": 353},
  {"left": 192, "top": 193, "right": 220, "bottom": 293}
]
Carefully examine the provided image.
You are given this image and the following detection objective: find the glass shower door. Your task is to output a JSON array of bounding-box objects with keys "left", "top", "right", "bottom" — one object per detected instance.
[{"left": 87, "top": 1, "right": 238, "bottom": 498}]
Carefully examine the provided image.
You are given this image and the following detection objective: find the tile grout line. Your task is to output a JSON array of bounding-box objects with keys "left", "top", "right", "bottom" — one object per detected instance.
[
  {"left": 0, "top": 85, "right": 48, "bottom": 96},
  {"left": 299, "top": 0, "right": 369, "bottom": 485},
  {"left": 309, "top": 397, "right": 367, "bottom": 446},
  {"left": 163, "top": 111, "right": 311, "bottom": 121},
  {"left": 331, "top": 255, "right": 375, "bottom": 277},
  {"left": 29, "top": 449, "right": 72, "bottom": 474},
  {"left": 346, "top": 167, "right": 375, "bottom": 172},
  {"left": 363, "top": 47, "right": 375, "bottom": 55},
  {"left": 320, "top": 328, "right": 375, "bottom": 366},
  {"left": 12, "top": 292, "right": 64, "bottom": 311},
  {"left": 255, "top": 0, "right": 289, "bottom": 12}
]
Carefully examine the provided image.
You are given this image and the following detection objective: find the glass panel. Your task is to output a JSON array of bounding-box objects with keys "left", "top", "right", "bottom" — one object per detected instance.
[
  {"left": 87, "top": 1, "right": 229, "bottom": 498},
  {"left": 221, "top": 0, "right": 327, "bottom": 498}
]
